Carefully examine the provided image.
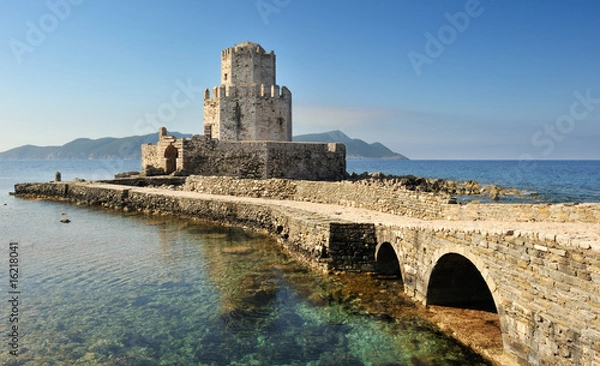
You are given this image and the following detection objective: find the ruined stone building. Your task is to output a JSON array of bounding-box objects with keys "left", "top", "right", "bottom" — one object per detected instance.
[{"left": 141, "top": 42, "right": 346, "bottom": 181}]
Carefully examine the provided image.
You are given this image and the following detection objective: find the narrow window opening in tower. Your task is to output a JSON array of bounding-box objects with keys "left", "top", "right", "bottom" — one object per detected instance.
[{"left": 224, "top": 73, "right": 228, "bottom": 81}]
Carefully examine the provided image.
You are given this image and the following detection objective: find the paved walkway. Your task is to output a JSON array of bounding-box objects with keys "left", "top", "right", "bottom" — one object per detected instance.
[{"left": 96, "top": 183, "right": 600, "bottom": 252}]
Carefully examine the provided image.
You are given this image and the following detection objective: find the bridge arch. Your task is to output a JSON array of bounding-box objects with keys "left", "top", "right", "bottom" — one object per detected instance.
[
  {"left": 425, "top": 250, "right": 501, "bottom": 313},
  {"left": 374, "top": 242, "right": 403, "bottom": 280},
  {"left": 425, "top": 249, "right": 509, "bottom": 358}
]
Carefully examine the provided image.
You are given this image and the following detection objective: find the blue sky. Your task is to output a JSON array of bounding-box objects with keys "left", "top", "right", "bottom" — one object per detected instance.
[{"left": 1, "top": 0, "right": 599, "bottom": 159}]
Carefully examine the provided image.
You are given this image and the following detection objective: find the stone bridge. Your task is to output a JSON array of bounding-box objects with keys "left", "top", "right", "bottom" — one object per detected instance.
[
  {"left": 13, "top": 178, "right": 600, "bottom": 366},
  {"left": 374, "top": 222, "right": 599, "bottom": 366}
]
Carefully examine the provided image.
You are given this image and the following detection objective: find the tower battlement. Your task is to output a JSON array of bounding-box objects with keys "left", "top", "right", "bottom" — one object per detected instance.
[
  {"left": 220, "top": 41, "right": 276, "bottom": 86},
  {"left": 221, "top": 41, "right": 271, "bottom": 57},
  {"left": 204, "top": 85, "right": 291, "bottom": 100}
]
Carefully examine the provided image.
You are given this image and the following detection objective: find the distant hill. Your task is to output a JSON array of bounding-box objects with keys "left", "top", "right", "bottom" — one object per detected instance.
[
  {"left": 0, "top": 130, "right": 407, "bottom": 160},
  {"left": 294, "top": 130, "right": 408, "bottom": 159},
  {"left": 0, "top": 132, "right": 191, "bottom": 160}
]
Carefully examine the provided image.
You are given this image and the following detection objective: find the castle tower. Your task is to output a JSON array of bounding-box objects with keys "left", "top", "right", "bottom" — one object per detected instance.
[{"left": 203, "top": 42, "right": 292, "bottom": 141}]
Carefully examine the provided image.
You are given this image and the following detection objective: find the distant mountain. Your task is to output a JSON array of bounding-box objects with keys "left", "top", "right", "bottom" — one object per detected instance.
[
  {"left": 293, "top": 130, "right": 408, "bottom": 159},
  {"left": 0, "top": 130, "right": 407, "bottom": 160},
  {"left": 0, "top": 132, "right": 191, "bottom": 160}
]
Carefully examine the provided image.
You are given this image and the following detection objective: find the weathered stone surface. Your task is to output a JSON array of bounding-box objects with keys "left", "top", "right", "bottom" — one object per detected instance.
[
  {"left": 183, "top": 175, "right": 600, "bottom": 224},
  {"left": 142, "top": 136, "right": 346, "bottom": 181},
  {"left": 206, "top": 41, "right": 291, "bottom": 142}
]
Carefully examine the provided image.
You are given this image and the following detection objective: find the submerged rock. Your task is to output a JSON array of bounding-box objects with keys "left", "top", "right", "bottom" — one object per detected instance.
[
  {"left": 306, "top": 292, "right": 330, "bottom": 307},
  {"left": 221, "top": 246, "right": 254, "bottom": 254}
]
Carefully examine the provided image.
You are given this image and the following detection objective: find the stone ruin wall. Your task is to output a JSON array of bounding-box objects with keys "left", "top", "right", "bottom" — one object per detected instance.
[
  {"left": 182, "top": 138, "right": 268, "bottom": 178},
  {"left": 183, "top": 175, "right": 600, "bottom": 223},
  {"left": 142, "top": 137, "right": 345, "bottom": 181},
  {"left": 141, "top": 135, "right": 184, "bottom": 175},
  {"left": 443, "top": 202, "right": 600, "bottom": 223},
  {"left": 264, "top": 142, "right": 346, "bottom": 181},
  {"left": 12, "top": 181, "right": 376, "bottom": 273}
]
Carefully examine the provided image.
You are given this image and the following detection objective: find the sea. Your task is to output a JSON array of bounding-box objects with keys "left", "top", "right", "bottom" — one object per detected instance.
[{"left": 0, "top": 159, "right": 598, "bottom": 366}]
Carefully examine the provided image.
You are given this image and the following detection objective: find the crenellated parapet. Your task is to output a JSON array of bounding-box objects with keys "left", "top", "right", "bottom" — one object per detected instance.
[
  {"left": 220, "top": 41, "right": 273, "bottom": 59},
  {"left": 220, "top": 41, "right": 276, "bottom": 86},
  {"left": 204, "top": 84, "right": 291, "bottom": 100}
]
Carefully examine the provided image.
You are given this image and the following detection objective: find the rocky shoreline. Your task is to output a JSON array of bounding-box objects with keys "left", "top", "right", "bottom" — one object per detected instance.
[
  {"left": 112, "top": 170, "right": 523, "bottom": 202},
  {"left": 346, "top": 172, "right": 521, "bottom": 201}
]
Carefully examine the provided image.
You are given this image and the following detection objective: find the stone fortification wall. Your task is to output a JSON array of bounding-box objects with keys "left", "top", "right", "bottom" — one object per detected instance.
[
  {"left": 142, "top": 135, "right": 345, "bottom": 181},
  {"left": 183, "top": 176, "right": 600, "bottom": 223},
  {"left": 181, "top": 138, "right": 268, "bottom": 178},
  {"left": 183, "top": 175, "right": 448, "bottom": 219},
  {"left": 141, "top": 134, "right": 183, "bottom": 175},
  {"left": 264, "top": 142, "right": 346, "bottom": 181}
]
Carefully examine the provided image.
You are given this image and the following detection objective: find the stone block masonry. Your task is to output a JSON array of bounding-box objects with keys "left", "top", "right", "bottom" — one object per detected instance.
[
  {"left": 376, "top": 224, "right": 600, "bottom": 365},
  {"left": 141, "top": 135, "right": 346, "bottom": 181},
  {"left": 13, "top": 179, "right": 600, "bottom": 366},
  {"left": 206, "top": 41, "right": 292, "bottom": 141},
  {"left": 204, "top": 84, "right": 291, "bottom": 141},
  {"left": 184, "top": 175, "right": 600, "bottom": 224}
]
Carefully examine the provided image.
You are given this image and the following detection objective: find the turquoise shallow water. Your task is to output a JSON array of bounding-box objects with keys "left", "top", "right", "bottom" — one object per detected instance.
[{"left": 0, "top": 161, "right": 497, "bottom": 365}]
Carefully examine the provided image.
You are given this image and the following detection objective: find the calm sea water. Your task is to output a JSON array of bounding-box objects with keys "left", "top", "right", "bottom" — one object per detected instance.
[
  {"left": 348, "top": 159, "right": 600, "bottom": 203},
  {"left": 1, "top": 159, "right": 595, "bottom": 365}
]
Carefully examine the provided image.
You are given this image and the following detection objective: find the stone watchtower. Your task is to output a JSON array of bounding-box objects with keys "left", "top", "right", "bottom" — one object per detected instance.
[
  {"left": 203, "top": 42, "right": 292, "bottom": 141},
  {"left": 143, "top": 41, "right": 345, "bottom": 180}
]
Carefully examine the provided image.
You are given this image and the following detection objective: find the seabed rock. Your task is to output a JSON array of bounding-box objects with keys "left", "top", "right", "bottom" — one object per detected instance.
[{"left": 221, "top": 246, "right": 254, "bottom": 254}]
